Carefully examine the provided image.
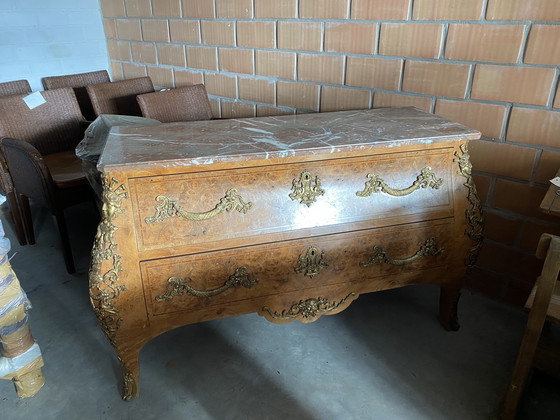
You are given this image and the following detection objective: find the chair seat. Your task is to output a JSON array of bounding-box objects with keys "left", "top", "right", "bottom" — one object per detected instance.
[
  {"left": 526, "top": 281, "right": 560, "bottom": 323},
  {"left": 43, "top": 151, "right": 87, "bottom": 188}
]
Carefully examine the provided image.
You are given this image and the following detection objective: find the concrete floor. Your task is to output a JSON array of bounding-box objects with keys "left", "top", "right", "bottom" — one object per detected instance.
[{"left": 1, "top": 201, "right": 559, "bottom": 420}]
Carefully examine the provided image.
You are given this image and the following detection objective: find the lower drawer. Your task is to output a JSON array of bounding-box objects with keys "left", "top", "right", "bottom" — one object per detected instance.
[{"left": 141, "top": 220, "right": 454, "bottom": 317}]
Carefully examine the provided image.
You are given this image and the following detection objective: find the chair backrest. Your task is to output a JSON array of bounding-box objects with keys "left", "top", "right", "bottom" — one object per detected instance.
[
  {"left": 0, "top": 80, "right": 31, "bottom": 97},
  {"left": 0, "top": 137, "right": 55, "bottom": 209},
  {"left": 136, "top": 84, "right": 213, "bottom": 123},
  {"left": 0, "top": 87, "right": 85, "bottom": 155},
  {"left": 86, "top": 77, "right": 155, "bottom": 118},
  {"left": 42, "top": 70, "right": 111, "bottom": 121}
]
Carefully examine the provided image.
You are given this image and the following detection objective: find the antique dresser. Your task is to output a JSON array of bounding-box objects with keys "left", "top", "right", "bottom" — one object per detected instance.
[{"left": 89, "top": 107, "right": 482, "bottom": 400}]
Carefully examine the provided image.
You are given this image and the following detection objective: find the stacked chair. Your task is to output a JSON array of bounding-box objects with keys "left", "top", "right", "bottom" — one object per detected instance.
[
  {"left": 0, "top": 80, "right": 33, "bottom": 246},
  {"left": 136, "top": 84, "right": 213, "bottom": 123},
  {"left": 42, "top": 70, "right": 110, "bottom": 121},
  {"left": 0, "top": 87, "right": 93, "bottom": 273},
  {"left": 86, "top": 76, "right": 155, "bottom": 118}
]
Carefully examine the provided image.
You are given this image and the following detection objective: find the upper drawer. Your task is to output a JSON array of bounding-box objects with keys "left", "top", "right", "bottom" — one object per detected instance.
[{"left": 129, "top": 148, "right": 454, "bottom": 253}]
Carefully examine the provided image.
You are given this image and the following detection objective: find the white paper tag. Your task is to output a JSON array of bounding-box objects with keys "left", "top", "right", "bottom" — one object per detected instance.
[
  {"left": 550, "top": 177, "right": 560, "bottom": 187},
  {"left": 22, "top": 91, "right": 46, "bottom": 110}
]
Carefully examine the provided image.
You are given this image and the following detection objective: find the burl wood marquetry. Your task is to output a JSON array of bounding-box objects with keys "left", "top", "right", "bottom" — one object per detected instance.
[{"left": 89, "top": 107, "right": 482, "bottom": 400}]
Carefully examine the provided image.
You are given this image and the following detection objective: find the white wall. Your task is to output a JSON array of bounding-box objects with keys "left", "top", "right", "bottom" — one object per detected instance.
[{"left": 0, "top": 0, "right": 108, "bottom": 91}]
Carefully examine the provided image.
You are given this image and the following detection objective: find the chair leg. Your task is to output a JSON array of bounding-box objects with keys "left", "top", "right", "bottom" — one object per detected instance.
[
  {"left": 6, "top": 191, "right": 26, "bottom": 246},
  {"left": 18, "top": 195, "right": 35, "bottom": 245},
  {"left": 53, "top": 210, "right": 75, "bottom": 274},
  {"left": 500, "top": 236, "right": 560, "bottom": 419}
]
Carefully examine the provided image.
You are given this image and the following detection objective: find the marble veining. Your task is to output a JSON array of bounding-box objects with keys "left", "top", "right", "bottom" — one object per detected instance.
[{"left": 98, "top": 107, "right": 480, "bottom": 172}]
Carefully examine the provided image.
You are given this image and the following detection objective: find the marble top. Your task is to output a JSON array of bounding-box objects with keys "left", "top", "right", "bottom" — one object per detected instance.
[{"left": 98, "top": 107, "right": 480, "bottom": 173}]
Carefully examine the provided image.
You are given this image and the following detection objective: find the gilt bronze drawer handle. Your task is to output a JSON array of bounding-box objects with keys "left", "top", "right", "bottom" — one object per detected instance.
[
  {"left": 360, "top": 237, "right": 444, "bottom": 267},
  {"left": 289, "top": 170, "right": 325, "bottom": 207},
  {"left": 155, "top": 267, "right": 258, "bottom": 301},
  {"left": 263, "top": 292, "right": 356, "bottom": 321},
  {"left": 145, "top": 188, "right": 252, "bottom": 223},
  {"left": 356, "top": 166, "right": 443, "bottom": 197},
  {"left": 295, "top": 246, "right": 328, "bottom": 278}
]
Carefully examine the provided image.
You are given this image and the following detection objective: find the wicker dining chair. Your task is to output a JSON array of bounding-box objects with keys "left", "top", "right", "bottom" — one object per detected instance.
[
  {"left": 42, "top": 70, "right": 110, "bottom": 121},
  {"left": 0, "top": 87, "right": 93, "bottom": 273},
  {"left": 0, "top": 79, "right": 31, "bottom": 97},
  {"left": 136, "top": 84, "right": 213, "bottom": 123},
  {"left": 0, "top": 79, "right": 32, "bottom": 245},
  {"left": 86, "top": 77, "right": 155, "bottom": 118}
]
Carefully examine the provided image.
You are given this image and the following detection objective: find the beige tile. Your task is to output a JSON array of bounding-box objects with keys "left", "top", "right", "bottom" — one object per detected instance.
[
  {"left": 147, "top": 66, "right": 174, "bottom": 88},
  {"left": 482, "top": 211, "right": 521, "bottom": 247},
  {"left": 216, "top": 0, "right": 253, "bottom": 18},
  {"left": 110, "top": 61, "right": 124, "bottom": 80},
  {"left": 257, "top": 105, "right": 295, "bottom": 117},
  {"left": 506, "top": 107, "right": 560, "bottom": 148},
  {"left": 142, "top": 19, "right": 170, "bottom": 42},
  {"left": 169, "top": 20, "right": 200, "bottom": 43},
  {"left": 346, "top": 57, "right": 402, "bottom": 90},
  {"left": 152, "top": 0, "right": 181, "bottom": 17},
  {"left": 219, "top": 48, "right": 254, "bottom": 74},
  {"left": 519, "top": 219, "right": 560, "bottom": 252},
  {"left": 445, "top": 24, "right": 524, "bottom": 64},
  {"left": 124, "top": 0, "right": 150, "bottom": 17},
  {"left": 122, "top": 62, "right": 148, "bottom": 78},
  {"left": 237, "top": 21, "right": 275, "bottom": 49},
  {"left": 254, "top": 0, "right": 296, "bottom": 18},
  {"left": 255, "top": 50, "right": 295, "bottom": 79},
  {"left": 107, "top": 39, "right": 131, "bottom": 61},
  {"left": 373, "top": 92, "right": 432, "bottom": 112},
  {"left": 238, "top": 77, "right": 275, "bottom": 104},
  {"left": 298, "top": 54, "right": 344, "bottom": 85},
  {"left": 413, "top": 0, "right": 484, "bottom": 20},
  {"left": 403, "top": 60, "right": 471, "bottom": 98},
  {"left": 104, "top": 18, "right": 117, "bottom": 38},
  {"left": 204, "top": 73, "right": 237, "bottom": 98},
  {"left": 471, "top": 65, "right": 555, "bottom": 106},
  {"left": 101, "top": 0, "right": 126, "bottom": 17},
  {"left": 182, "top": 0, "right": 215, "bottom": 18},
  {"left": 486, "top": 0, "right": 560, "bottom": 21},
  {"left": 493, "top": 179, "right": 549, "bottom": 220},
  {"left": 157, "top": 43, "right": 186, "bottom": 67},
  {"left": 469, "top": 140, "right": 536, "bottom": 180},
  {"left": 201, "top": 21, "right": 235, "bottom": 46},
  {"left": 131, "top": 42, "right": 157, "bottom": 64},
  {"left": 186, "top": 46, "right": 218, "bottom": 70},
  {"left": 324, "top": 22, "right": 376, "bottom": 55},
  {"left": 277, "top": 81, "right": 319, "bottom": 111},
  {"left": 472, "top": 173, "right": 491, "bottom": 205},
  {"left": 350, "top": 0, "right": 409, "bottom": 20},
  {"left": 278, "top": 22, "right": 322, "bottom": 52},
  {"left": 116, "top": 19, "right": 142, "bottom": 40},
  {"left": 299, "top": 0, "right": 349, "bottom": 19},
  {"left": 434, "top": 99, "right": 506, "bottom": 139},
  {"left": 209, "top": 98, "right": 221, "bottom": 118},
  {"left": 555, "top": 84, "right": 560, "bottom": 109},
  {"left": 320, "top": 86, "right": 370, "bottom": 112},
  {"left": 221, "top": 100, "right": 256, "bottom": 118},
  {"left": 535, "top": 150, "right": 560, "bottom": 183},
  {"left": 524, "top": 25, "right": 560, "bottom": 65},
  {"left": 379, "top": 23, "right": 443, "bottom": 59},
  {"left": 174, "top": 69, "right": 204, "bottom": 87}
]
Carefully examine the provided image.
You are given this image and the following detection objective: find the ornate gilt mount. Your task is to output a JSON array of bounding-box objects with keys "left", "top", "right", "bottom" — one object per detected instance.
[
  {"left": 295, "top": 246, "right": 328, "bottom": 278},
  {"left": 263, "top": 292, "right": 357, "bottom": 321},
  {"left": 289, "top": 170, "right": 325, "bottom": 207},
  {"left": 454, "top": 143, "right": 484, "bottom": 269},
  {"left": 356, "top": 167, "right": 443, "bottom": 197},
  {"left": 360, "top": 237, "right": 444, "bottom": 267},
  {"left": 89, "top": 176, "right": 128, "bottom": 346},
  {"left": 145, "top": 188, "right": 252, "bottom": 223},
  {"left": 155, "top": 267, "right": 258, "bottom": 301}
]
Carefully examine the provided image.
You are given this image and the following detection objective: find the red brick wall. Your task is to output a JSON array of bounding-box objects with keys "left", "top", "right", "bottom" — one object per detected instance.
[{"left": 100, "top": 0, "right": 560, "bottom": 306}]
